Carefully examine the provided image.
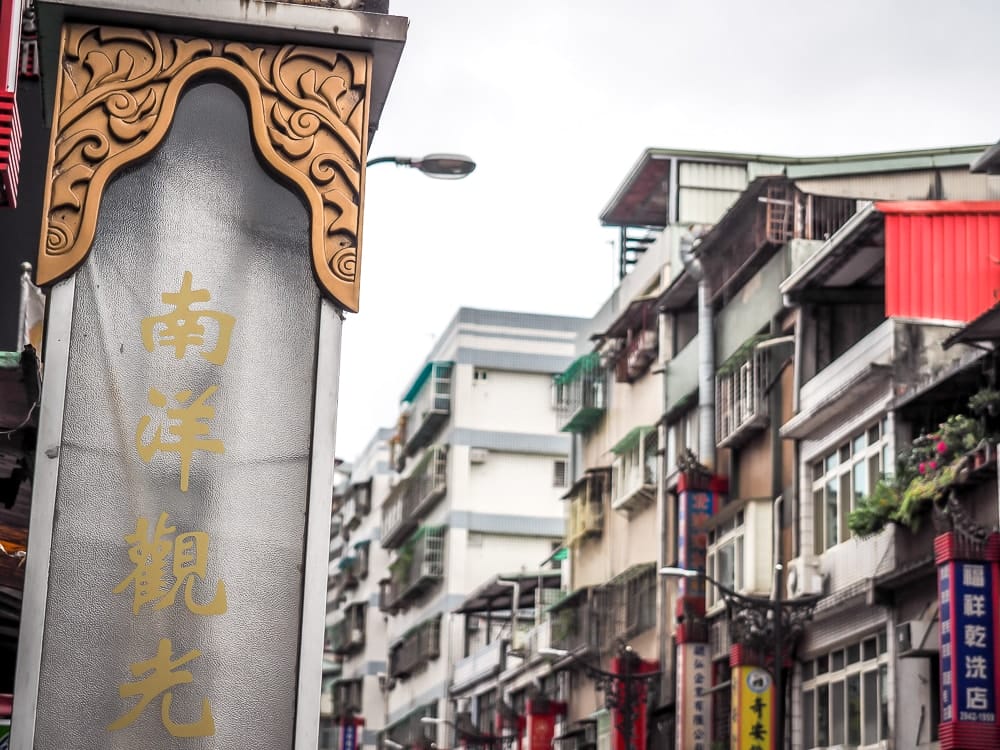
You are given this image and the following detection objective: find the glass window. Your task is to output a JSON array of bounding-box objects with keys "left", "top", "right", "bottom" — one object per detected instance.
[
  {"left": 863, "top": 670, "right": 878, "bottom": 744},
  {"left": 816, "top": 654, "right": 828, "bottom": 675},
  {"left": 810, "top": 419, "right": 889, "bottom": 550},
  {"left": 847, "top": 643, "right": 860, "bottom": 665},
  {"left": 803, "top": 689, "right": 815, "bottom": 749},
  {"left": 817, "top": 684, "right": 829, "bottom": 746},
  {"left": 879, "top": 664, "right": 889, "bottom": 740},
  {"left": 831, "top": 680, "right": 845, "bottom": 744},
  {"left": 847, "top": 673, "right": 861, "bottom": 745},
  {"left": 803, "top": 635, "right": 892, "bottom": 750},
  {"left": 878, "top": 631, "right": 887, "bottom": 655},
  {"left": 832, "top": 649, "right": 845, "bottom": 671},
  {"left": 825, "top": 480, "right": 839, "bottom": 549},
  {"left": 863, "top": 638, "right": 877, "bottom": 661}
]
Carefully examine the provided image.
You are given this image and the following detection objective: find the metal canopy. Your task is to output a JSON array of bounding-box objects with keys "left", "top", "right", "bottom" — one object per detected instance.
[
  {"left": 36, "top": 0, "right": 408, "bottom": 138},
  {"left": 453, "top": 571, "right": 562, "bottom": 615},
  {"left": 944, "top": 301, "right": 1000, "bottom": 349},
  {"left": 779, "top": 202, "right": 883, "bottom": 299}
]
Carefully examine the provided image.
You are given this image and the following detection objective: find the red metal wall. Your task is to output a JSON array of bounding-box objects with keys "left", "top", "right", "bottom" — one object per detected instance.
[{"left": 881, "top": 201, "right": 1000, "bottom": 322}]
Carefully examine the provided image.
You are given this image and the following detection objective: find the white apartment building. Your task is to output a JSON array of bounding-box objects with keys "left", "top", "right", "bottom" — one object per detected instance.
[
  {"left": 375, "top": 308, "right": 587, "bottom": 748},
  {"left": 324, "top": 428, "right": 396, "bottom": 749}
]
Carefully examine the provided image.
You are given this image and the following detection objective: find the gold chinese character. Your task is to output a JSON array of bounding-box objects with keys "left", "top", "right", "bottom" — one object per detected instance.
[
  {"left": 113, "top": 513, "right": 227, "bottom": 616},
  {"left": 109, "top": 638, "right": 215, "bottom": 737},
  {"left": 136, "top": 386, "right": 225, "bottom": 492},
  {"left": 141, "top": 271, "right": 235, "bottom": 365}
]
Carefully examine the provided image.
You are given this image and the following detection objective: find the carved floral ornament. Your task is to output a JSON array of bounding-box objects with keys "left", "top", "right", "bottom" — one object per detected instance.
[{"left": 40, "top": 24, "right": 372, "bottom": 311}]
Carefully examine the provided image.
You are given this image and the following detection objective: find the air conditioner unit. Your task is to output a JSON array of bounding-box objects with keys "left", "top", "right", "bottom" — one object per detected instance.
[
  {"left": 350, "top": 628, "right": 364, "bottom": 643},
  {"left": 786, "top": 555, "right": 825, "bottom": 598},
  {"left": 897, "top": 619, "right": 940, "bottom": 658},
  {"left": 469, "top": 447, "right": 489, "bottom": 464}
]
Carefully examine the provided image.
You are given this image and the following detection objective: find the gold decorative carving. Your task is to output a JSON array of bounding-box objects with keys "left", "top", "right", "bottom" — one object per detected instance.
[{"left": 39, "top": 24, "right": 371, "bottom": 311}]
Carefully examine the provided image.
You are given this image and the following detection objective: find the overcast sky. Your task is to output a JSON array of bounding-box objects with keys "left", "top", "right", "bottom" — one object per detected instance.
[{"left": 336, "top": 0, "right": 1000, "bottom": 461}]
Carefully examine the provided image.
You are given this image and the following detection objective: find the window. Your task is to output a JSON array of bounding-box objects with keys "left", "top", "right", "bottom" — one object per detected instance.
[
  {"left": 476, "top": 689, "right": 497, "bottom": 733},
  {"left": 474, "top": 368, "right": 488, "bottom": 381},
  {"left": 553, "top": 459, "right": 568, "bottom": 488},
  {"left": 812, "top": 419, "right": 889, "bottom": 553},
  {"left": 707, "top": 512, "right": 745, "bottom": 608},
  {"left": 666, "top": 408, "right": 699, "bottom": 479},
  {"left": 802, "top": 631, "right": 890, "bottom": 749}
]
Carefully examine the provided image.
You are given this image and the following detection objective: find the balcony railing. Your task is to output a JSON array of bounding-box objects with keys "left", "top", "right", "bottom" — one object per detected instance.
[
  {"left": 329, "top": 616, "right": 365, "bottom": 656},
  {"left": 451, "top": 638, "right": 507, "bottom": 692},
  {"left": 610, "top": 427, "right": 657, "bottom": 515},
  {"left": 549, "top": 588, "right": 603, "bottom": 654},
  {"left": 716, "top": 345, "right": 770, "bottom": 448},
  {"left": 390, "top": 616, "right": 442, "bottom": 680},
  {"left": 401, "top": 361, "right": 453, "bottom": 457},
  {"left": 554, "top": 353, "right": 607, "bottom": 434},
  {"left": 381, "top": 445, "right": 448, "bottom": 549},
  {"left": 564, "top": 468, "right": 609, "bottom": 546},
  {"left": 380, "top": 526, "right": 446, "bottom": 613}
]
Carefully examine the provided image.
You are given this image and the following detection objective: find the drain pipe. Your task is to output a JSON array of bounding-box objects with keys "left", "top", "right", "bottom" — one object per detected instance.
[{"left": 681, "top": 230, "right": 714, "bottom": 468}]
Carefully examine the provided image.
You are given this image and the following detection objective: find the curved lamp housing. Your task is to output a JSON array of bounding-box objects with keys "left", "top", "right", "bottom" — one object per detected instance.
[{"left": 367, "top": 153, "right": 476, "bottom": 179}]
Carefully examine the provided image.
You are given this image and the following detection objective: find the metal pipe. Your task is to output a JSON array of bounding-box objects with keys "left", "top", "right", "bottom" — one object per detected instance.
[{"left": 680, "top": 231, "right": 714, "bottom": 469}]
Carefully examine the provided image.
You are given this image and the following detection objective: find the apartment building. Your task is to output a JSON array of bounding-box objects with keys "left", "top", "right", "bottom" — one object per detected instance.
[
  {"left": 549, "top": 143, "right": 1000, "bottom": 750},
  {"left": 376, "top": 308, "right": 585, "bottom": 749},
  {"left": 324, "top": 429, "right": 396, "bottom": 749}
]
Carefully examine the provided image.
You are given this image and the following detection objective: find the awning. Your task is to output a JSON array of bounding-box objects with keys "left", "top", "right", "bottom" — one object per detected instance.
[
  {"left": 560, "top": 466, "right": 611, "bottom": 500},
  {"left": 601, "top": 297, "right": 658, "bottom": 340},
  {"left": 555, "top": 352, "right": 600, "bottom": 387},
  {"left": 943, "top": 300, "right": 1000, "bottom": 349},
  {"left": 611, "top": 426, "right": 652, "bottom": 455},
  {"left": 453, "top": 570, "right": 563, "bottom": 615}
]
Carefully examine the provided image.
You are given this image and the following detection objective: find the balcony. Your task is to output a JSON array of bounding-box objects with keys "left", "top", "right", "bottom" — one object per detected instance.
[
  {"left": 716, "top": 344, "right": 770, "bottom": 448},
  {"left": 329, "top": 615, "right": 365, "bottom": 656},
  {"left": 610, "top": 427, "right": 657, "bottom": 515},
  {"left": 401, "top": 361, "right": 453, "bottom": 457},
  {"left": 564, "top": 468, "right": 609, "bottom": 546},
  {"left": 451, "top": 638, "right": 507, "bottom": 692},
  {"left": 782, "top": 320, "right": 894, "bottom": 440},
  {"left": 381, "top": 445, "right": 448, "bottom": 549},
  {"left": 549, "top": 587, "right": 603, "bottom": 655},
  {"left": 554, "top": 353, "right": 607, "bottom": 434},
  {"left": 390, "top": 616, "right": 442, "bottom": 680},
  {"left": 380, "top": 526, "right": 446, "bottom": 613}
]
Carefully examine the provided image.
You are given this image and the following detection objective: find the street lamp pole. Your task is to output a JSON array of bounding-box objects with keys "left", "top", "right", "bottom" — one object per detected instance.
[
  {"left": 540, "top": 643, "right": 660, "bottom": 750},
  {"left": 660, "top": 567, "right": 817, "bottom": 750}
]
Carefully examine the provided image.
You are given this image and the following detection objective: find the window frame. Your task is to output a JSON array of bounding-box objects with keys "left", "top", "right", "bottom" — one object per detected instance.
[
  {"left": 801, "top": 631, "right": 891, "bottom": 750},
  {"left": 811, "top": 418, "right": 890, "bottom": 554}
]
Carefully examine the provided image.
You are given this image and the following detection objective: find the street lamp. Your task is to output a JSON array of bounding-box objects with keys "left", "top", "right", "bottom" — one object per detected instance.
[
  {"left": 366, "top": 153, "right": 476, "bottom": 179},
  {"left": 540, "top": 644, "right": 659, "bottom": 750},
  {"left": 384, "top": 740, "right": 405, "bottom": 750},
  {"left": 420, "top": 716, "right": 518, "bottom": 749},
  {"left": 659, "top": 566, "right": 818, "bottom": 750}
]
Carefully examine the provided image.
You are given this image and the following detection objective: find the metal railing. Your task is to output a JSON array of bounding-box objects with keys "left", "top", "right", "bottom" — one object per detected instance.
[
  {"left": 380, "top": 526, "right": 446, "bottom": 612},
  {"left": 381, "top": 445, "right": 448, "bottom": 548}
]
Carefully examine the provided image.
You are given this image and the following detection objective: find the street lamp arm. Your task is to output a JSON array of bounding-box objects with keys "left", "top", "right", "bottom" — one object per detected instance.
[
  {"left": 542, "top": 647, "right": 661, "bottom": 682},
  {"left": 366, "top": 155, "right": 413, "bottom": 167}
]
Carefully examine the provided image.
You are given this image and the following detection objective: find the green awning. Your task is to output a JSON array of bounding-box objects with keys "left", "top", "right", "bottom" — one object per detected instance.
[
  {"left": 555, "top": 352, "right": 600, "bottom": 386},
  {"left": 611, "top": 426, "right": 652, "bottom": 455},
  {"left": 401, "top": 361, "right": 453, "bottom": 405}
]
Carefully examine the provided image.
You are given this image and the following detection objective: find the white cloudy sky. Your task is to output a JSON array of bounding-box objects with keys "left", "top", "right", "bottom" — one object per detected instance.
[{"left": 336, "top": 0, "right": 1000, "bottom": 460}]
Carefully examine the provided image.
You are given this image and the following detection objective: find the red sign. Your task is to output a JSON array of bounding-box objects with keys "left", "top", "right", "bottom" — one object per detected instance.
[{"left": 0, "top": 0, "right": 23, "bottom": 207}]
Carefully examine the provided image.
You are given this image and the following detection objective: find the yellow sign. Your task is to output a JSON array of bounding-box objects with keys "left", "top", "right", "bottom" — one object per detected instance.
[
  {"left": 114, "top": 512, "right": 227, "bottom": 616},
  {"left": 108, "top": 639, "right": 215, "bottom": 737},
  {"left": 136, "top": 386, "right": 225, "bottom": 492},
  {"left": 141, "top": 271, "right": 235, "bottom": 365},
  {"left": 111, "top": 273, "right": 234, "bottom": 738},
  {"left": 731, "top": 665, "right": 773, "bottom": 750}
]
